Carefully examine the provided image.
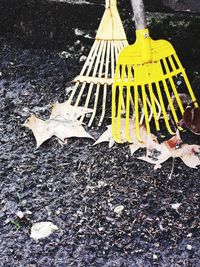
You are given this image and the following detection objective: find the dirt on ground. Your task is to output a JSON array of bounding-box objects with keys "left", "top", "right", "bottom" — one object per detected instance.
[{"left": 0, "top": 4, "right": 200, "bottom": 267}]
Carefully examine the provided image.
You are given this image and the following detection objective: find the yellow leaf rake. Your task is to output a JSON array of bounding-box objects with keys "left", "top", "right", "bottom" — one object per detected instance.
[{"left": 112, "top": 0, "right": 198, "bottom": 142}]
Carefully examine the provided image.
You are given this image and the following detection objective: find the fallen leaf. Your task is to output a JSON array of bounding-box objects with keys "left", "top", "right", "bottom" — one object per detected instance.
[
  {"left": 94, "top": 119, "right": 156, "bottom": 155},
  {"left": 139, "top": 131, "right": 200, "bottom": 169},
  {"left": 50, "top": 101, "right": 93, "bottom": 120},
  {"left": 30, "top": 221, "right": 59, "bottom": 240},
  {"left": 93, "top": 125, "right": 115, "bottom": 148},
  {"left": 23, "top": 114, "right": 94, "bottom": 148},
  {"left": 129, "top": 124, "right": 156, "bottom": 155},
  {"left": 179, "top": 103, "right": 200, "bottom": 135}
]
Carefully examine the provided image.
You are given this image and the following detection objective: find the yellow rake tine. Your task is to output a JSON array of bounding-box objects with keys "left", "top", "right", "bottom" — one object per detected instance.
[
  {"left": 148, "top": 83, "right": 160, "bottom": 131},
  {"left": 134, "top": 85, "right": 142, "bottom": 141},
  {"left": 115, "top": 49, "right": 125, "bottom": 112},
  {"left": 162, "top": 59, "right": 180, "bottom": 122},
  {"left": 166, "top": 57, "right": 185, "bottom": 114},
  {"left": 173, "top": 54, "right": 198, "bottom": 107},
  {"left": 126, "top": 86, "right": 131, "bottom": 142},
  {"left": 112, "top": 82, "right": 117, "bottom": 140},
  {"left": 117, "top": 64, "right": 126, "bottom": 143},
  {"left": 125, "top": 65, "right": 132, "bottom": 142},
  {"left": 162, "top": 78, "right": 179, "bottom": 124},
  {"left": 141, "top": 84, "right": 150, "bottom": 133},
  {"left": 155, "top": 82, "right": 175, "bottom": 135},
  {"left": 182, "top": 71, "right": 199, "bottom": 107}
]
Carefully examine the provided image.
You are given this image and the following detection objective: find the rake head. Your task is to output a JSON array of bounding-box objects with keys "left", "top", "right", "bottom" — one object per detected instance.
[
  {"left": 68, "top": 0, "right": 128, "bottom": 127},
  {"left": 112, "top": 29, "right": 199, "bottom": 143}
]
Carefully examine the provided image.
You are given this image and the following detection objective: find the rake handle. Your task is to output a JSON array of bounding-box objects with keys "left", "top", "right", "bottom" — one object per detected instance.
[{"left": 130, "top": 0, "right": 147, "bottom": 30}]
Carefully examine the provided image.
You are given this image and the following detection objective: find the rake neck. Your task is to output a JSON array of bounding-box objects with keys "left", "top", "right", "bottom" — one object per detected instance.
[
  {"left": 131, "top": 0, "right": 152, "bottom": 63},
  {"left": 96, "top": 0, "right": 127, "bottom": 40},
  {"left": 106, "top": 0, "right": 117, "bottom": 8}
]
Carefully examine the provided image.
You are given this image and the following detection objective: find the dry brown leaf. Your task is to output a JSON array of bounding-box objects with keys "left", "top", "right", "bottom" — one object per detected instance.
[
  {"left": 93, "top": 125, "right": 115, "bottom": 148},
  {"left": 23, "top": 102, "right": 94, "bottom": 148},
  {"left": 50, "top": 101, "right": 93, "bottom": 120},
  {"left": 139, "top": 131, "right": 200, "bottom": 169},
  {"left": 94, "top": 119, "right": 156, "bottom": 154},
  {"left": 23, "top": 114, "right": 94, "bottom": 148},
  {"left": 178, "top": 103, "right": 200, "bottom": 135}
]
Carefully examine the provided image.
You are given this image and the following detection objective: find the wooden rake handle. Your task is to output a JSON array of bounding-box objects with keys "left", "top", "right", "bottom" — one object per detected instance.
[
  {"left": 106, "top": 0, "right": 117, "bottom": 9},
  {"left": 130, "top": 0, "right": 147, "bottom": 30}
]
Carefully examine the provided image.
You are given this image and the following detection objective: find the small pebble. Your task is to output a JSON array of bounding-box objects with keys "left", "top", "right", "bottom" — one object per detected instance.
[
  {"left": 79, "top": 55, "right": 87, "bottom": 62},
  {"left": 186, "top": 244, "right": 192, "bottom": 251},
  {"left": 16, "top": 211, "right": 24, "bottom": 219},
  {"left": 170, "top": 203, "right": 181, "bottom": 210},
  {"left": 114, "top": 205, "right": 124, "bottom": 214},
  {"left": 153, "top": 254, "right": 158, "bottom": 260}
]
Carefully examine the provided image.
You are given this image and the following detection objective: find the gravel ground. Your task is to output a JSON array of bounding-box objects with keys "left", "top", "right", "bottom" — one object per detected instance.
[{"left": 0, "top": 8, "right": 200, "bottom": 267}]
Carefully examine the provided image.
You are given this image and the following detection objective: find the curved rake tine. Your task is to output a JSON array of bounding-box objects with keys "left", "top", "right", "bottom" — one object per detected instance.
[
  {"left": 125, "top": 65, "right": 132, "bottom": 142},
  {"left": 88, "top": 40, "right": 108, "bottom": 126},
  {"left": 116, "top": 64, "right": 126, "bottom": 143},
  {"left": 141, "top": 84, "right": 151, "bottom": 133},
  {"left": 80, "top": 40, "right": 100, "bottom": 76},
  {"left": 98, "top": 40, "right": 111, "bottom": 126},
  {"left": 68, "top": 81, "right": 80, "bottom": 104},
  {"left": 173, "top": 54, "right": 198, "bottom": 107},
  {"left": 134, "top": 85, "right": 142, "bottom": 141},
  {"left": 148, "top": 83, "right": 160, "bottom": 131},
  {"left": 168, "top": 56, "right": 184, "bottom": 114},
  {"left": 155, "top": 81, "right": 175, "bottom": 135},
  {"left": 153, "top": 92, "right": 162, "bottom": 120},
  {"left": 69, "top": 40, "right": 100, "bottom": 104},
  {"left": 112, "top": 80, "right": 118, "bottom": 141},
  {"left": 79, "top": 40, "right": 106, "bottom": 123},
  {"left": 145, "top": 95, "right": 153, "bottom": 121},
  {"left": 74, "top": 41, "right": 102, "bottom": 107},
  {"left": 114, "top": 44, "right": 126, "bottom": 113},
  {"left": 99, "top": 83, "right": 108, "bottom": 126},
  {"left": 165, "top": 57, "right": 185, "bottom": 116},
  {"left": 88, "top": 83, "right": 101, "bottom": 127}
]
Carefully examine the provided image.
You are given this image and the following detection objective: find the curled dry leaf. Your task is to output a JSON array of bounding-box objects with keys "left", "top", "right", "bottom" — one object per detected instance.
[
  {"left": 178, "top": 102, "right": 200, "bottom": 135},
  {"left": 23, "top": 102, "right": 94, "bottom": 148},
  {"left": 139, "top": 131, "right": 200, "bottom": 169}
]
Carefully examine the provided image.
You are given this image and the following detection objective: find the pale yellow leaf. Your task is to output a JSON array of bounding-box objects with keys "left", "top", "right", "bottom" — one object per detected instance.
[{"left": 23, "top": 114, "right": 94, "bottom": 148}]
